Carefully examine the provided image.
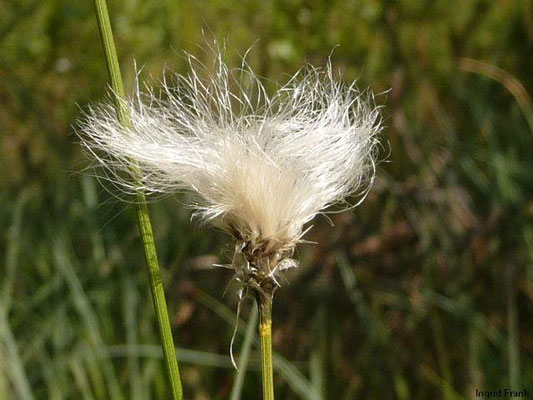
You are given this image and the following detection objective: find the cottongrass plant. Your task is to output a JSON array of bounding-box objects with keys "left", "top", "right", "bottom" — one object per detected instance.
[{"left": 80, "top": 49, "right": 382, "bottom": 399}]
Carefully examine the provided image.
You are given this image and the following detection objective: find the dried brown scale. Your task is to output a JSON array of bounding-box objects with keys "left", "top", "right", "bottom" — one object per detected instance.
[{"left": 234, "top": 239, "right": 293, "bottom": 300}]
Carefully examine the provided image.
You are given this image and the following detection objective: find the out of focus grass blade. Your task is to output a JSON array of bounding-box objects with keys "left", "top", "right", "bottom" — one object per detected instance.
[
  {"left": 309, "top": 306, "right": 326, "bottom": 399},
  {"left": 194, "top": 289, "right": 248, "bottom": 335},
  {"left": 11, "top": 275, "right": 62, "bottom": 328},
  {"left": 103, "top": 345, "right": 237, "bottom": 368},
  {"left": 0, "top": 308, "right": 34, "bottom": 400},
  {"left": 336, "top": 251, "right": 370, "bottom": 328},
  {"left": 140, "top": 357, "right": 160, "bottom": 398},
  {"left": 102, "top": 339, "right": 323, "bottom": 400},
  {"left": 524, "top": 226, "right": 533, "bottom": 264},
  {"left": 2, "top": 188, "right": 35, "bottom": 312},
  {"left": 506, "top": 265, "right": 520, "bottom": 389},
  {"left": 459, "top": 58, "right": 533, "bottom": 133},
  {"left": 393, "top": 374, "right": 410, "bottom": 400},
  {"left": 0, "top": 188, "right": 35, "bottom": 400},
  {"left": 123, "top": 277, "right": 143, "bottom": 400},
  {"left": 69, "top": 354, "right": 97, "bottom": 400},
  {"left": 467, "top": 321, "right": 483, "bottom": 395},
  {"left": 41, "top": 351, "right": 68, "bottom": 400},
  {"left": 430, "top": 313, "right": 453, "bottom": 400},
  {"left": 230, "top": 305, "right": 258, "bottom": 400},
  {"left": 53, "top": 237, "right": 123, "bottom": 400},
  {"left": 273, "top": 355, "right": 321, "bottom": 400},
  {"left": 83, "top": 341, "right": 109, "bottom": 399},
  {"left": 194, "top": 289, "right": 320, "bottom": 399},
  {"left": 419, "top": 364, "right": 467, "bottom": 400},
  {"left": 0, "top": 366, "right": 6, "bottom": 400}
]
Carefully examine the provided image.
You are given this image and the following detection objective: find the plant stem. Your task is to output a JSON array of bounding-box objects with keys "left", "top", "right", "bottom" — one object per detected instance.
[
  {"left": 257, "top": 295, "right": 275, "bottom": 400},
  {"left": 135, "top": 198, "right": 183, "bottom": 399},
  {"left": 91, "top": 0, "right": 183, "bottom": 398}
]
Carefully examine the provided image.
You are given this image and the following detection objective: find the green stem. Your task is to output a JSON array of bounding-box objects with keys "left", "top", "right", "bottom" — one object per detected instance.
[
  {"left": 257, "top": 295, "right": 275, "bottom": 400},
  {"left": 91, "top": 1, "right": 183, "bottom": 398},
  {"left": 135, "top": 197, "right": 182, "bottom": 399}
]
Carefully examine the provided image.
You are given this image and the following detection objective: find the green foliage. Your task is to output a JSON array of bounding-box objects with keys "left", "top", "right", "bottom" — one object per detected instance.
[{"left": 1, "top": 0, "right": 532, "bottom": 398}]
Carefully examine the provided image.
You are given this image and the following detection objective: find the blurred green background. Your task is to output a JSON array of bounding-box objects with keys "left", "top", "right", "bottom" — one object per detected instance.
[{"left": 1, "top": 0, "right": 532, "bottom": 399}]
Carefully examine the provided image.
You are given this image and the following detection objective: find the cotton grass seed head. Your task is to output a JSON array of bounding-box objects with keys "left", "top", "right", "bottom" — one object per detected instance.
[{"left": 79, "top": 52, "right": 382, "bottom": 297}]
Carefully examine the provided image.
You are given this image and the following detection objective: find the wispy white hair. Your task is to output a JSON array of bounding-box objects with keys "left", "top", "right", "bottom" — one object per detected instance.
[{"left": 79, "top": 52, "right": 382, "bottom": 269}]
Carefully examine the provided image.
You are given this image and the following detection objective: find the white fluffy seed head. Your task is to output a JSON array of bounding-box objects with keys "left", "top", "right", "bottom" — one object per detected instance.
[{"left": 79, "top": 52, "right": 382, "bottom": 269}]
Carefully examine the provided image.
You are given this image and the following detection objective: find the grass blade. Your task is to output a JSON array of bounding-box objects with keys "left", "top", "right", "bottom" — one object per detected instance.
[
  {"left": 53, "top": 237, "right": 123, "bottom": 400},
  {"left": 230, "top": 305, "right": 259, "bottom": 400}
]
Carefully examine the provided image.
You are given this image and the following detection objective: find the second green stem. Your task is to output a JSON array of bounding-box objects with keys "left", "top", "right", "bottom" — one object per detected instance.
[
  {"left": 92, "top": 0, "right": 183, "bottom": 398},
  {"left": 135, "top": 196, "right": 183, "bottom": 399}
]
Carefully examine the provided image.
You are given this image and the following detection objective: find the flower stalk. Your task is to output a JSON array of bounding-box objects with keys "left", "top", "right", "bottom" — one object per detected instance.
[
  {"left": 91, "top": 0, "right": 183, "bottom": 398},
  {"left": 256, "top": 291, "right": 275, "bottom": 400}
]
